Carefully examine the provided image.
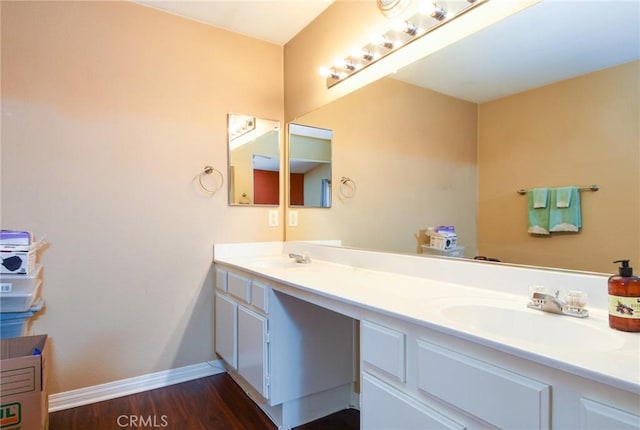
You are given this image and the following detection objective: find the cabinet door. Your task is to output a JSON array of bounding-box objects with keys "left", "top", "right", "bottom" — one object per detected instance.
[
  {"left": 580, "top": 398, "right": 640, "bottom": 430},
  {"left": 238, "top": 305, "right": 269, "bottom": 399},
  {"left": 215, "top": 292, "right": 237, "bottom": 369},
  {"left": 362, "top": 372, "right": 465, "bottom": 430}
]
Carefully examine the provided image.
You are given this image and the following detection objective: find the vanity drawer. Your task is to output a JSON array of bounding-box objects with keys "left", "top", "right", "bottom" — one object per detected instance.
[
  {"left": 417, "top": 339, "right": 550, "bottom": 429},
  {"left": 362, "top": 372, "right": 464, "bottom": 430},
  {"left": 215, "top": 268, "right": 227, "bottom": 292},
  {"left": 250, "top": 280, "right": 269, "bottom": 313},
  {"left": 361, "top": 320, "right": 406, "bottom": 382},
  {"left": 227, "top": 272, "right": 250, "bottom": 303}
]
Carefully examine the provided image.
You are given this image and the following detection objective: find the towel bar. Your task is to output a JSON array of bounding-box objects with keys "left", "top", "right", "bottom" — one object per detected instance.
[{"left": 517, "top": 185, "right": 599, "bottom": 195}]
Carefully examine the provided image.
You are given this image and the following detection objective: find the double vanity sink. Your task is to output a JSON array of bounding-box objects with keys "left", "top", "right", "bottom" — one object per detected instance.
[{"left": 214, "top": 241, "right": 640, "bottom": 429}]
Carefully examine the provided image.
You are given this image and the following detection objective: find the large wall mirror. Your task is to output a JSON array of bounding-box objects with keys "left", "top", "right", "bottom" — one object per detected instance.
[
  {"left": 288, "top": 123, "right": 333, "bottom": 208},
  {"left": 228, "top": 113, "right": 281, "bottom": 206},
  {"left": 285, "top": 1, "right": 639, "bottom": 274}
]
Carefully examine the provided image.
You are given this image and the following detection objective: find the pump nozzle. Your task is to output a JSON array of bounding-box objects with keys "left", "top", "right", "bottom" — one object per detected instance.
[{"left": 613, "top": 259, "right": 633, "bottom": 277}]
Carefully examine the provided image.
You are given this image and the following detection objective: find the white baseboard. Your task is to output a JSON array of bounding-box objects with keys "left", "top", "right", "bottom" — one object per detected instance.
[{"left": 48, "top": 360, "right": 226, "bottom": 412}]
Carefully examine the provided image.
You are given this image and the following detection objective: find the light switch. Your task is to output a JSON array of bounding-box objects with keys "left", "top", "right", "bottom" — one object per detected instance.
[
  {"left": 289, "top": 210, "right": 298, "bottom": 227},
  {"left": 268, "top": 210, "right": 278, "bottom": 227}
]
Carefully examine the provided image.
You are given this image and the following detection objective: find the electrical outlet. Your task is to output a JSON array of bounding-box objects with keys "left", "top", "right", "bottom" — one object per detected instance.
[
  {"left": 268, "top": 210, "right": 279, "bottom": 227},
  {"left": 288, "top": 210, "right": 298, "bottom": 227}
]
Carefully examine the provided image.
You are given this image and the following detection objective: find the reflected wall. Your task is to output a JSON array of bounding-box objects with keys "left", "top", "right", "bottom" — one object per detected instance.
[
  {"left": 477, "top": 61, "right": 640, "bottom": 273},
  {"left": 285, "top": 77, "right": 478, "bottom": 255}
]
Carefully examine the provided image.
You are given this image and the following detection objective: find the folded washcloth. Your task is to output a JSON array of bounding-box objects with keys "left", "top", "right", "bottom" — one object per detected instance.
[
  {"left": 527, "top": 190, "right": 550, "bottom": 235},
  {"left": 555, "top": 186, "right": 573, "bottom": 208},
  {"left": 532, "top": 188, "right": 549, "bottom": 208},
  {"left": 549, "top": 186, "right": 581, "bottom": 232}
]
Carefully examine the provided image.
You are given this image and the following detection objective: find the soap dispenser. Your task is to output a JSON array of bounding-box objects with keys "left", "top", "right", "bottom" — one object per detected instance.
[{"left": 608, "top": 260, "right": 640, "bottom": 332}]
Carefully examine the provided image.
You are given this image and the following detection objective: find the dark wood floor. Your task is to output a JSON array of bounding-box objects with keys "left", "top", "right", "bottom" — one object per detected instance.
[{"left": 49, "top": 373, "right": 359, "bottom": 430}]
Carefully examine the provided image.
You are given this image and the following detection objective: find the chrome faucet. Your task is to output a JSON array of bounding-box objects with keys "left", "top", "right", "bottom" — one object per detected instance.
[
  {"left": 288, "top": 253, "right": 311, "bottom": 264},
  {"left": 530, "top": 291, "right": 565, "bottom": 313},
  {"left": 527, "top": 290, "right": 589, "bottom": 318}
]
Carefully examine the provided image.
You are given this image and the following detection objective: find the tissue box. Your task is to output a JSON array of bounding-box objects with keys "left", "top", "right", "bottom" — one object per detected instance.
[
  {"left": 0, "top": 241, "right": 44, "bottom": 275},
  {"left": 429, "top": 233, "right": 458, "bottom": 250},
  {"left": 0, "top": 248, "right": 36, "bottom": 275}
]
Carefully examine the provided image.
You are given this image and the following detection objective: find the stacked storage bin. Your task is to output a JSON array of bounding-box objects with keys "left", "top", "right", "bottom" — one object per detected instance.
[{"left": 0, "top": 230, "right": 45, "bottom": 338}]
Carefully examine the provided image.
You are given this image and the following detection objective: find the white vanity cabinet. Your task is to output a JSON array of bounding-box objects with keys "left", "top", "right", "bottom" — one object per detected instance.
[
  {"left": 214, "top": 266, "right": 356, "bottom": 429},
  {"left": 237, "top": 305, "right": 268, "bottom": 398},
  {"left": 360, "top": 317, "right": 639, "bottom": 430}
]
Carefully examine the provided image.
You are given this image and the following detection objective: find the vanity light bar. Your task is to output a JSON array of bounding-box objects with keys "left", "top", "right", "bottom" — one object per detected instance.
[{"left": 321, "top": 0, "right": 490, "bottom": 88}]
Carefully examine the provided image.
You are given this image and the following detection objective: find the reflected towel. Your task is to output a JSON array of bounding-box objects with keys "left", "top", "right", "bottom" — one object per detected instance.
[
  {"left": 555, "top": 186, "right": 573, "bottom": 208},
  {"left": 527, "top": 190, "right": 550, "bottom": 235},
  {"left": 532, "top": 188, "right": 549, "bottom": 208},
  {"left": 549, "top": 187, "right": 581, "bottom": 232}
]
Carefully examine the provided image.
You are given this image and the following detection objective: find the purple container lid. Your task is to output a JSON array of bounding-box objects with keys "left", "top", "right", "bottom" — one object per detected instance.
[{"left": 0, "top": 230, "right": 32, "bottom": 243}]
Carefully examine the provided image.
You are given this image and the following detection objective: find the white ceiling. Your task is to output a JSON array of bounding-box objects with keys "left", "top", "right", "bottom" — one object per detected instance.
[
  {"left": 133, "top": 0, "right": 335, "bottom": 45},
  {"left": 133, "top": 1, "right": 639, "bottom": 102},
  {"left": 393, "top": 0, "right": 640, "bottom": 103}
]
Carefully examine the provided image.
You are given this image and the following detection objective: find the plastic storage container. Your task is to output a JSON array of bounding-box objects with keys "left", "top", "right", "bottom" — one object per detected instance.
[
  {"left": 0, "top": 309, "right": 35, "bottom": 339},
  {"left": 1, "top": 264, "right": 42, "bottom": 294},
  {"left": 0, "top": 298, "right": 43, "bottom": 339},
  {"left": 0, "top": 279, "right": 42, "bottom": 312}
]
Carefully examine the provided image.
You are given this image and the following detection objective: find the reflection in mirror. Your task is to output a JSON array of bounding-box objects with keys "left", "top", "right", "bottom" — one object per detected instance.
[
  {"left": 228, "top": 114, "right": 280, "bottom": 206},
  {"left": 288, "top": 123, "right": 333, "bottom": 208},
  {"left": 285, "top": 1, "right": 639, "bottom": 274}
]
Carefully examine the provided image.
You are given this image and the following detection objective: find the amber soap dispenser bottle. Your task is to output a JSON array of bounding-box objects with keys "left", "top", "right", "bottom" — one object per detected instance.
[{"left": 608, "top": 260, "right": 640, "bottom": 332}]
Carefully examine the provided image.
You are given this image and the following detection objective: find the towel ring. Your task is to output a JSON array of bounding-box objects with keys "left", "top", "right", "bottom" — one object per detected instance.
[
  {"left": 339, "top": 176, "right": 356, "bottom": 199},
  {"left": 199, "top": 166, "right": 224, "bottom": 194}
]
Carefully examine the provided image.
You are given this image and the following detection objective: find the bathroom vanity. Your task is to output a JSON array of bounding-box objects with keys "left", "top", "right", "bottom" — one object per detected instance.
[{"left": 213, "top": 241, "right": 640, "bottom": 430}]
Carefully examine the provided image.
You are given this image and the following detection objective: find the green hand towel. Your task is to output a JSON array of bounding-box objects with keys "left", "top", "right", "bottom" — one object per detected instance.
[
  {"left": 532, "top": 187, "right": 549, "bottom": 208},
  {"left": 527, "top": 190, "right": 550, "bottom": 235},
  {"left": 555, "top": 186, "right": 573, "bottom": 208},
  {"left": 549, "top": 187, "right": 582, "bottom": 232}
]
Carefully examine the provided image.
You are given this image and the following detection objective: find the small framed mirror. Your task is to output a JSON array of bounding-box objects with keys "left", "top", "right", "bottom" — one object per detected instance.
[
  {"left": 288, "top": 123, "right": 333, "bottom": 208},
  {"left": 228, "top": 113, "right": 280, "bottom": 206}
]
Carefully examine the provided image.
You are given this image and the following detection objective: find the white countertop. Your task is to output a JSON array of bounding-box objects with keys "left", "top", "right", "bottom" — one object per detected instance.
[{"left": 214, "top": 242, "right": 640, "bottom": 395}]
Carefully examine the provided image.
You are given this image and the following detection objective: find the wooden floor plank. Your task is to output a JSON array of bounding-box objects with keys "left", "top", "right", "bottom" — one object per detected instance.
[{"left": 49, "top": 373, "right": 359, "bottom": 429}]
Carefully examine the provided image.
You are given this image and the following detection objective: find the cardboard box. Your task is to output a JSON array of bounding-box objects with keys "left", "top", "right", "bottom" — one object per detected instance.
[
  {"left": 429, "top": 233, "right": 458, "bottom": 250},
  {"left": 0, "top": 335, "right": 49, "bottom": 430}
]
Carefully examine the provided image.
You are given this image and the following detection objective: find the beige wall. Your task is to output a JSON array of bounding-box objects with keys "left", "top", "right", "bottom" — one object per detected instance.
[
  {"left": 286, "top": 77, "right": 478, "bottom": 255},
  {"left": 284, "top": 0, "right": 387, "bottom": 121},
  {"left": 478, "top": 61, "right": 640, "bottom": 273},
  {"left": 230, "top": 129, "right": 280, "bottom": 204},
  {"left": 1, "top": 1, "right": 283, "bottom": 393}
]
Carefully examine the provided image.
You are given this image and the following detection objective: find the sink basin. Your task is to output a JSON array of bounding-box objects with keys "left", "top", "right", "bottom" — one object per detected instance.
[{"left": 436, "top": 298, "right": 625, "bottom": 352}]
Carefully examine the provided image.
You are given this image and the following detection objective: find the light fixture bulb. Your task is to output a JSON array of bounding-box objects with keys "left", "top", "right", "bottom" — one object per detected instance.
[
  {"left": 371, "top": 33, "right": 394, "bottom": 49},
  {"left": 352, "top": 47, "right": 374, "bottom": 62},
  {"left": 392, "top": 19, "right": 418, "bottom": 36},
  {"left": 333, "top": 57, "right": 356, "bottom": 71},
  {"left": 318, "top": 66, "right": 341, "bottom": 80},
  {"left": 421, "top": 2, "right": 447, "bottom": 21}
]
